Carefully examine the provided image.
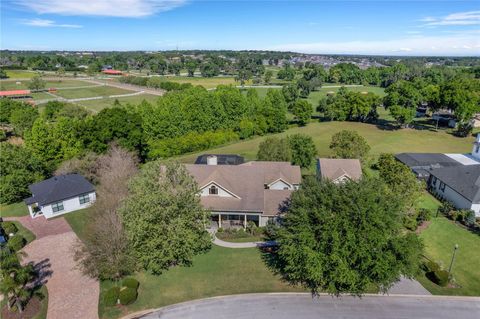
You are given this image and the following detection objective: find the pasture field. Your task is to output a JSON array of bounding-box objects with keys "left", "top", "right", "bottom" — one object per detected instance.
[
  {"left": 149, "top": 76, "right": 240, "bottom": 89},
  {"left": 75, "top": 93, "right": 159, "bottom": 112},
  {"left": 306, "top": 85, "right": 386, "bottom": 107},
  {"left": 4, "top": 69, "right": 38, "bottom": 79},
  {"left": 0, "top": 79, "right": 93, "bottom": 90},
  {"left": 179, "top": 121, "right": 473, "bottom": 163},
  {"left": 53, "top": 85, "right": 134, "bottom": 99}
]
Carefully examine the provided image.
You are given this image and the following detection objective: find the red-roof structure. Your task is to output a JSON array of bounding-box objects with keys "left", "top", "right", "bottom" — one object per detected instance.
[
  {"left": 0, "top": 90, "right": 31, "bottom": 97},
  {"left": 102, "top": 69, "right": 123, "bottom": 75}
]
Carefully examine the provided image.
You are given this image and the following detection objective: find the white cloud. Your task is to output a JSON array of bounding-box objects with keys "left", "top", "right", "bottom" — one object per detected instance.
[
  {"left": 421, "top": 10, "right": 480, "bottom": 26},
  {"left": 22, "top": 18, "right": 82, "bottom": 28},
  {"left": 17, "top": 0, "right": 187, "bottom": 18},
  {"left": 266, "top": 34, "right": 480, "bottom": 56}
]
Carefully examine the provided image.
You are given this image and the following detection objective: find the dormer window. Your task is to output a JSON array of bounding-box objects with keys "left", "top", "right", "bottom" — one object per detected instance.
[{"left": 209, "top": 185, "right": 218, "bottom": 195}]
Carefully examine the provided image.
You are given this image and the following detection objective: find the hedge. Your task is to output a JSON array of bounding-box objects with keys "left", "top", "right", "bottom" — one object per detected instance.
[
  {"left": 122, "top": 277, "right": 140, "bottom": 290},
  {"left": 7, "top": 235, "right": 26, "bottom": 251},
  {"left": 432, "top": 270, "right": 450, "bottom": 287},
  {"left": 119, "top": 287, "right": 137, "bottom": 305},
  {"left": 2, "top": 221, "right": 18, "bottom": 234},
  {"left": 103, "top": 287, "right": 120, "bottom": 307}
]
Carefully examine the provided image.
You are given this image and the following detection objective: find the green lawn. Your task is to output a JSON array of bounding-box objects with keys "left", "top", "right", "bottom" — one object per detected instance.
[
  {"left": 12, "top": 221, "right": 36, "bottom": 244},
  {"left": 0, "top": 202, "right": 29, "bottom": 217},
  {"left": 4, "top": 70, "right": 38, "bottom": 79},
  {"left": 306, "top": 85, "right": 386, "bottom": 107},
  {"left": 418, "top": 217, "right": 480, "bottom": 296},
  {"left": 178, "top": 121, "right": 473, "bottom": 163},
  {"left": 63, "top": 208, "right": 90, "bottom": 242},
  {"left": 54, "top": 86, "right": 134, "bottom": 99},
  {"left": 76, "top": 93, "right": 159, "bottom": 112},
  {"left": 0, "top": 79, "right": 92, "bottom": 90},
  {"left": 99, "top": 245, "right": 304, "bottom": 319},
  {"left": 417, "top": 192, "right": 442, "bottom": 214},
  {"left": 147, "top": 76, "right": 239, "bottom": 89}
]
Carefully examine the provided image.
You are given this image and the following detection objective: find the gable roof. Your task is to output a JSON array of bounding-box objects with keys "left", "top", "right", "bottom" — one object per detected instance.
[
  {"left": 430, "top": 165, "right": 480, "bottom": 203},
  {"left": 185, "top": 161, "right": 301, "bottom": 215},
  {"left": 395, "top": 153, "right": 461, "bottom": 169},
  {"left": 24, "top": 174, "right": 95, "bottom": 206},
  {"left": 317, "top": 158, "right": 362, "bottom": 181}
]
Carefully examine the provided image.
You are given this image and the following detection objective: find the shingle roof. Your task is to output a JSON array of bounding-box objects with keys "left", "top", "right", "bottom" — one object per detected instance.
[
  {"left": 430, "top": 165, "right": 480, "bottom": 203},
  {"left": 195, "top": 154, "right": 244, "bottom": 165},
  {"left": 317, "top": 158, "right": 362, "bottom": 181},
  {"left": 395, "top": 153, "right": 461, "bottom": 169},
  {"left": 24, "top": 174, "right": 95, "bottom": 206},
  {"left": 186, "top": 161, "right": 301, "bottom": 215}
]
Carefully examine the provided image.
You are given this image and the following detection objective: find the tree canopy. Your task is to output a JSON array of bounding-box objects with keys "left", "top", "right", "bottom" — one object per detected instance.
[
  {"left": 329, "top": 130, "right": 370, "bottom": 160},
  {"left": 274, "top": 176, "right": 423, "bottom": 295}
]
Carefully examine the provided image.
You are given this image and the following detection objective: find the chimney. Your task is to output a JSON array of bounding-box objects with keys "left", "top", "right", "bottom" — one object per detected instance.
[{"left": 207, "top": 155, "right": 218, "bottom": 165}]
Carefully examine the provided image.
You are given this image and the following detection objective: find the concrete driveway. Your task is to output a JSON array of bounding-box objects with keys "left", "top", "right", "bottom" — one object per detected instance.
[
  {"left": 6, "top": 216, "right": 99, "bottom": 319},
  {"left": 139, "top": 293, "right": 480, "bottom": 319}
]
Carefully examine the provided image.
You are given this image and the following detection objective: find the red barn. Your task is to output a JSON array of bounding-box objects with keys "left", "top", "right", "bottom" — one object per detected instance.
[{"left": 102, "top": 69, "right": 123, "bottom": 75}]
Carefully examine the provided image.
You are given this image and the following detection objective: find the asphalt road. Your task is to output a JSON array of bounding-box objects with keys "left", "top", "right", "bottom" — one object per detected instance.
[{"left": 140, "top": 293, "right": 480, "bottom": 319}]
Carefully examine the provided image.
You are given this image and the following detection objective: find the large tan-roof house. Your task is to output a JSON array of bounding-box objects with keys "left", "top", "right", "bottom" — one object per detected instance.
[
  {"left": 316, "top": 158, "right": 362, "bottom": 184},
  {"left": 186, "top": 156, "right": 301, "bottom": 228}
]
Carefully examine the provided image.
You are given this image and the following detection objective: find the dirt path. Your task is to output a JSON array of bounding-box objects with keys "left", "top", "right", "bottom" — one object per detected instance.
[{"left": 5, "top": 216, "right": 99, "bottom": 319}]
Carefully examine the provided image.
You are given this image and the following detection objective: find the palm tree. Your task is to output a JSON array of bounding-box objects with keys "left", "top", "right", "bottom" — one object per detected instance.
[{"left": 0, "top": 248, "right": 34, "bottom": 313}]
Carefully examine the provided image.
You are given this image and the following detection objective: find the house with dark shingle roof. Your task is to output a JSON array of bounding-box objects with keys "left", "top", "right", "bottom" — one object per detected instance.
[
  {"left": 24, "top": 174, "right": 96, "bottom": 219},
  {"left": 185, "top": 156, "right": 301, "bottom": 228},
  {"left": 428, "top": 165, "right": 480, "bottom": 217}
]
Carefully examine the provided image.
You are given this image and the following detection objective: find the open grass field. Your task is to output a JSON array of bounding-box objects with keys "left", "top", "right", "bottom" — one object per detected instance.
[
  {"left": 99, "top": 245, "right": 304, "bottom": 319},
  {"left": 0, "top": 79, "right": 93, "bottom": 90},
  {"left": 149, "top": 76, "right": 239, "bottom": 89},
  {"left": 417, "top": 216, "right": 480, "bottom": 296},
  {"left": 0, "top": 202, "right": 29, "bottom": 217},
  {"left": 306, "top": 85, "right": 386, "bottom": 107},
  {"left": 178, "top": 121, "right": 473, "bottom": 163},
  {"left": 4, "top": 70, "right": 38, "bottom": 79},
  {"left": 75, "top": 93, "right": 159, "bottom": 112},
  {"left": 53, "top": 85, "right": 134, "bottom": 99}
]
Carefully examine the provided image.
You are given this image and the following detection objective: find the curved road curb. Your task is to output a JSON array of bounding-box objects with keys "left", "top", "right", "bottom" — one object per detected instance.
[{"left": 121, "top": 293, "right": 480, "bottom": 319}]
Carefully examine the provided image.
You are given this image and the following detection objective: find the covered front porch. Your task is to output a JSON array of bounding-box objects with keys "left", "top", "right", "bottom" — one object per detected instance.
[{"left": 211, "top": 212, "right": 262, "bottom": 229}]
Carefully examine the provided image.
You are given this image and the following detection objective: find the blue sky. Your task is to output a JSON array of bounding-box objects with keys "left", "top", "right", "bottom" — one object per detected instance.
[{"left": 1, "top": 1, "right": 479, "bottom": 56}]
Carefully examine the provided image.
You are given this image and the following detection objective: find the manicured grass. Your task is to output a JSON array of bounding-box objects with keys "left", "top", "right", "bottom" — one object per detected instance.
[
  {"left": 12, "top": 221, "right": 36, "bottom": 244},
  {"left": 417, "top": 192, "right": 442, "bottom": 214},
  {"left": 4, "top": 70, "right": 38, "bottom": 79},
  {"left": 306, "top": 85, "right": 386, "bottom": 107},
  {"left": 178, "top": 121, "right": 473, "bottom": 163},
  {"left": 76, "top": 93, "right": 159, "bottom": 112},
  {"left": 0, "top": 202, "right": 29, "bottom": 217},
  {"left": 219, "top": 235, "right": 264, "bottom": 243},
  {"left": 54, "top": 86, "right": 134, "bottom": 99},
  {"left": 0, "top": 79, "right": 92, "bottom": 90},
  {"left": 99, "top": 245, "right": 303, "bottom": 319},
  {"left": 417, "top": 217, "right": 480, "bottom": 296},
  {"left": 63, "top": 208, "right": 90, "bottom": 242},
  {"left": 151, "top": 76, "right": 239, "bottom": 89}
]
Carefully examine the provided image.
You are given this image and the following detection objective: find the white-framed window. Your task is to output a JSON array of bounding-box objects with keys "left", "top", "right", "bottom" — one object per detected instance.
[
  {"left": 79, "top": 194, "right": 90, "bottom": 205},
  {"left": 209, "top": 185, "right": 218, "bottom": 195},
  {"left": 439, "top": 182, "right": 446, "bottom": 192},
  {"left": 51, "top": 201, "right": 64, "bottom": 213}
]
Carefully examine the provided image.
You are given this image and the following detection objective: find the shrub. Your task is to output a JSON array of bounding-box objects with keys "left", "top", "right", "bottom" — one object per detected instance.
[
  {"left": 7, "top": 235, "right": 26, "bottom": 251},
  {"left": 122, "top": 277, "right": 140, "bottom": 290},
  {"left": 416, "top": 208, "right": 432, "bottom": 225},
  {"left": 432, "top": 270, "right": 450, "bottom": 287},
  {"left": 2, "top": 221, "right": 18, "bottom": 234},
  {"left": 119, "top": 287, "right": 137, "bottom": 305},
  {"left": 424, "top": 260, "right": 440, "bottom": 273},
  {"left": 103, "top": 286, "right": 120, "bottom": 307}
]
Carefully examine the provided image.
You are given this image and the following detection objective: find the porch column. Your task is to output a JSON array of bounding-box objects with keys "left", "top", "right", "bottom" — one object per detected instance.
[
  {"left": 218, "top": 214, "right": 222, "bottom": 228},
  {"left": 27, "top": 205, "right": 33, "bottom": 217},
  {"left": 244, "top": 214, "right": 247, "bottom": 229}
]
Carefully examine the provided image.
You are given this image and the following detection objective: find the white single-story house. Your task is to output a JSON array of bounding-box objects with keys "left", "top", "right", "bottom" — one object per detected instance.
[
  {"left": 186, "top": 155, "right": 301, "bottom": 228},
  {"left": 397, "top": 134, "right": 480, "bottom": 217},
  {"left": 24, "top": 174, "right": 96, "bottom": 219},
  {"left": 316, "top": 158, "right": 362, "bottom": 184}
]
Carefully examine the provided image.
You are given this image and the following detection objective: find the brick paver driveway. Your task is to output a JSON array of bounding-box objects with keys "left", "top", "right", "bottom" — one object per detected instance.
[{"left": 6, "top": 216, "right": 99, "bottom": 319}]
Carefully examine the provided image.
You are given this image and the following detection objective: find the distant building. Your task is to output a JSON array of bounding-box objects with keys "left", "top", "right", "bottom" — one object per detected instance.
[
  {"left": 102, "top": 69, "right": 123, "bottom": 75},
  {"left": 24, "top": 174, "right": 96, "bottom": 219},
  {"left": 316, "top": 158, "right": 362, "bottom": 184}
]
